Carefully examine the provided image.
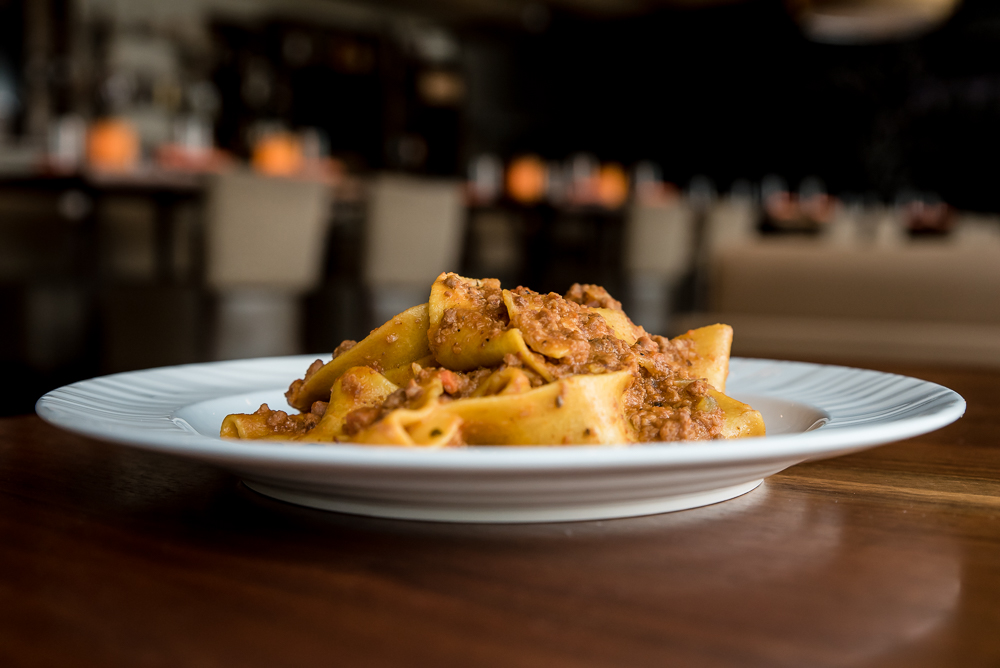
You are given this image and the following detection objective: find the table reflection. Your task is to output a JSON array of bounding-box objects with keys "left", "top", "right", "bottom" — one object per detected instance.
[{"left": 226, "top": 478, "right": 962, "bottom": 665}]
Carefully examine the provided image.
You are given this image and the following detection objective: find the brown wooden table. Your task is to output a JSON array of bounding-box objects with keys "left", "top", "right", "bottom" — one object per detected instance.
[{"left": 2, "top": 361, "right": 998, "bottom": 667}]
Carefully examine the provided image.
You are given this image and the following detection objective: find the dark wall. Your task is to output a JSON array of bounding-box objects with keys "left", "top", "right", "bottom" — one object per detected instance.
[
  {"left": 460, "top": 0, "right": 1000, "bottom": 211},
  {"left": 0, "top": 0, "right": 24, "bottom": 130}
]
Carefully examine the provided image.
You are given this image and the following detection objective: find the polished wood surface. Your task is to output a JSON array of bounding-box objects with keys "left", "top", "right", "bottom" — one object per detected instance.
[{"left": 2, "top": 361, "right": 999, "bottom": 667}]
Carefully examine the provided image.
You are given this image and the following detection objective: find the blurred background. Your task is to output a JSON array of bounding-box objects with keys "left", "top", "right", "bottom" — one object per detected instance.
[{"left": 2, "top": 0, "right": 999, "bottom": 415}]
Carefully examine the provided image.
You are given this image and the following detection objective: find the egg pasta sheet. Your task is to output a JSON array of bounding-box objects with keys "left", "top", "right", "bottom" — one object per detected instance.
[{"left": 221, "top": 273, "right": 765, "bottom": 446}]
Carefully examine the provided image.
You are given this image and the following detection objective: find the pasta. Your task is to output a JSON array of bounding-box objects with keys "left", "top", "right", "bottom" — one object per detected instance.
[{"left": 221, "top": 273, "right": 765, "bottom": 446}]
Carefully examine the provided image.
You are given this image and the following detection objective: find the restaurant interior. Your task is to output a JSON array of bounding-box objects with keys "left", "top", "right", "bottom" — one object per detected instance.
[
  {"left": 5, "top": 2, "right": 1000, "bottom": 666},
  {"left": 1, "top": 0, "right": 998, "bottom": 417}
]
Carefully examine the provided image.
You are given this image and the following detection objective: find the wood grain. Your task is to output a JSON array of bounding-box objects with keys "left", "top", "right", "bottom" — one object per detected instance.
[{"left": 2, "top": 361, "right": 999, "bottom": 667}]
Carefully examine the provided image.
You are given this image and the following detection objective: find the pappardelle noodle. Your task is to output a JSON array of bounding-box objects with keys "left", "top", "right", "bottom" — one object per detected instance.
[{"left": 220, "top": 273, "right": 765, "bottom": 446}]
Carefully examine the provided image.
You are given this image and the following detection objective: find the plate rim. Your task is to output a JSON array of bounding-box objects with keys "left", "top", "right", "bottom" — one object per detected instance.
[{"left": 34, "top": 355, "right": 967, "bottom": 472}]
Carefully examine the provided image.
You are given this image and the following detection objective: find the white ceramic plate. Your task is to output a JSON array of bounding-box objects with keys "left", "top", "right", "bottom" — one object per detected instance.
[{"left": 36, "top": 357, "right": 965, "bottom": 523}]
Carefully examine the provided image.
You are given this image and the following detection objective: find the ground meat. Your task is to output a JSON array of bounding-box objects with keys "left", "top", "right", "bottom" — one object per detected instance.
[
  {"left": 404, "top": 379, "right": 423, "bottom": 400},
  {"left": 290, "top": 277, "right": 726, "bottom": 444},
  {"left": 546, "top": 334, "right": 636, "bottom": 378},
  {"left": 332, "top": 340, "right": 357, "bottom": 358},
  {"left": 343, "top": 407, "right": 380, "bottom": 436},
  {"left": 564, "top": 283, "right": 623, "bottom": 312},
  {"left": 342, "top": 368, "right": 449, "bottom": 434},
  {"left": 412, "top": 366, "right": 463, "bottom": 396},
  {"left": 381, "top": 388, "right": 408, "bottom": 412},
  {"left": 630, "top": 337, "right": 682, "bottom": 379},
  {"left": 671, "top": 407, "right": 724, "bottom": 440},
  {"left": 284, "top": 358, "right": 326, "bottom": 407},
  {"left": 627, "top": 378, "right": 724, "bottom": 442},
  {"left": 507, "top": 287, "right": 615, "bottom": 364},
  {"left": 284, "top": 380, "right": 304, "bottom": 407},
  {"left": 358, "top": 382, "right": 421, "bottom": 429},
  {"left": 503, "top": 286, "right": 719, "bottom": 443},
  {"left": 252, "top": 403, "right": 322, "bottom": 436},
  {"left": 305, "top": 359, "right": 324, "bottom": 378},
  {"left": 459, "top": 367, "right": 497, "bottom": 396},
  {"left": 651, "top": 335, "right": 698, "bottom": 375},
  {"left": 587, "top": 335, "right": 635, "bottom": 372},
  {"left": 340, "top": 372, "right": 362, "bottom": 397}
]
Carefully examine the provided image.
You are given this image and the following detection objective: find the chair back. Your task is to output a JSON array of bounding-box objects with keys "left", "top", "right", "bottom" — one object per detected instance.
[
  {"left": 363, "top": 173, "right": 464, "bottom": 288},
  {"left": 363, "top": 173, "right": 464, "bottom": 323},
  {"left": 624, "top": 200, "right": 695, "bottom": 281},
  {"left": 204, "top": 170, "right": 331, "bottom": 292},
  {"left": 703, "top": 197, "right": 758, "bottom": 258}
]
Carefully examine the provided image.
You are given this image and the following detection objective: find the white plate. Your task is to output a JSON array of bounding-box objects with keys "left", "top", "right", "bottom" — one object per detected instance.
[{"left": 35, "top": 357, "right": 965, "bottom": 523}]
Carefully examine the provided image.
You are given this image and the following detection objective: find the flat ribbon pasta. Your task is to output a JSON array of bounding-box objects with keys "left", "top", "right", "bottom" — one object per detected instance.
[
  {"left": 350, "top": 369, "right": 635, "bottom": 447},
  {"left": 222, "top": 272, "right": 765, "bottom": 445},
  {"left": 220, "top": 412, "right": 301, "bottom": 440},
  {"left": 428, "top": 273, "right": 554, "bottom": 380},
  {"left": 299, "top": 366, "right": 399, "bottom": 442},
  {"left": 286, "top": 303, "right": 430, "bottom": 411},
  {"left": 672, "top": 324, "right": 733, "bottom": 392},
  {"left": 349, "top": 376, "right": 463, "bottom": 448}
]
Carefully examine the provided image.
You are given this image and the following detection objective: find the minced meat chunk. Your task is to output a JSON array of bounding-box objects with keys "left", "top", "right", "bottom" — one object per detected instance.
[
  {"left": 506, "top": 287, "right": 614, "bottom": 364},
  {"left": 564, "top": 283, "right": 623, "bottom": 312},
  {"left": 627, "top": 379, "right": 724, "bottom": 442},
  {"left": 252, "top": 403, "right": 323, "bottom": 436}
]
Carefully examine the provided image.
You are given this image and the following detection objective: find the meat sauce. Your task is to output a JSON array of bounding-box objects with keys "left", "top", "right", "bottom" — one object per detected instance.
[{"left": 259, "top": 282, "right": 724, "bottom": 442}]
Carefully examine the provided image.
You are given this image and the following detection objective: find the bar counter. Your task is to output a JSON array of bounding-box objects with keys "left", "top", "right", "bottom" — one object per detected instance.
[{"left": 2, "top": 360, "right": 998, "bottom": 667}]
